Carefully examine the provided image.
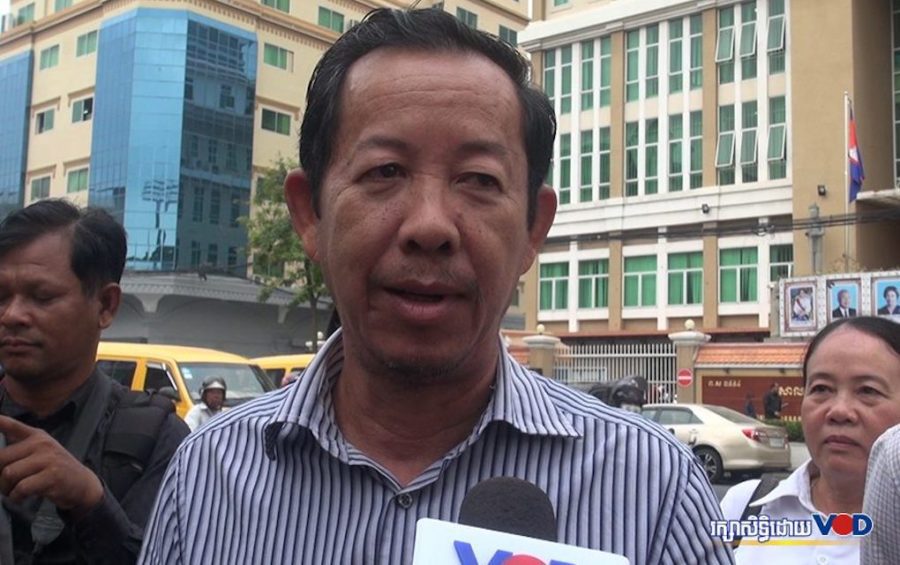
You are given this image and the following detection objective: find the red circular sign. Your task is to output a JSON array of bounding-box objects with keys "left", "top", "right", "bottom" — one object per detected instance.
[{"left": 677, "top": 369, "right": 693, "bottom": 387}]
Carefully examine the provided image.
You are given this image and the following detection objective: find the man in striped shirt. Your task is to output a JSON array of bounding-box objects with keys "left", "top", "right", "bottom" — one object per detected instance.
[{"left": 140, "top": 8, "right": 733, "bottom": 565}]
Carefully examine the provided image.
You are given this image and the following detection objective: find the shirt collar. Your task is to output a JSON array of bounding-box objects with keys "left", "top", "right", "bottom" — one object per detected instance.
[
  {"left": 0, "top": 369, "right": 99, "bottom": 426},
  {"left": 749, "top": 459, "right": 818, "bottom": 513},
  {"left": 263, "top": 330, "right": 580, "bottom": 459}
]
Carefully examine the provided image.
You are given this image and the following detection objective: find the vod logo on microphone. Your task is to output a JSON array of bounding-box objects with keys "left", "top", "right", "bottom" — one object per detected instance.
[
  {"left": 812, "top": 513, "right": 873, "bottom": 536},
  {"left": 454, "top": 541, "right": 573, "bottom": 565}
]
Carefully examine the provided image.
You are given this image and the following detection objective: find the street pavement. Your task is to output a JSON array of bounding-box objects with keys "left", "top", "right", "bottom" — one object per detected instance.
[{"left": 713, "top": 442, "right": 810, "bottom": 501}]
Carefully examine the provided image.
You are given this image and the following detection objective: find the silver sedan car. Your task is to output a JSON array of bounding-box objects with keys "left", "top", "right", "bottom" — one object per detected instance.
[{"left": 641, "top": 403, "right": 791, "bottom": 483}]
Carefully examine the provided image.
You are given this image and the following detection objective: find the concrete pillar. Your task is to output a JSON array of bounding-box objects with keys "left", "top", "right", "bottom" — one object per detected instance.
[
  {"left": 523, "top": 324, "right": 561, "bottom": 378},
  {"left": 667, "top": 319, "right": 711, "bottom": 403}
]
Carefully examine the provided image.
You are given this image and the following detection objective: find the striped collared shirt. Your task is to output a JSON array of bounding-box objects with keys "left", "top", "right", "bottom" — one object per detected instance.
[{"left": 139, "top": 332, "right": 734, "bottom": 565}]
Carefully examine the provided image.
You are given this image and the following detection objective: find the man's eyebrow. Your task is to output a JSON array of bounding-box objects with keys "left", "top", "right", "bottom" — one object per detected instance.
[
  {"left": 457, "top": 140, "right": 512, "bottom": 159},
  {"left": 354, "top": 136, "right": 411, "bottom": 153}
]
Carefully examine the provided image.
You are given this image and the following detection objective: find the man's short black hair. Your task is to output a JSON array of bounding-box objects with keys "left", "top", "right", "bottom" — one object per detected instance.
[
  {"left": 299, "top": 7, "right": 556, "bottom": 227},
  {"left": 0, "top": 199, "right": 127, "bottom": 295},
  {"left": 885, "top": 285, "right": 899, "bottom": 299}
]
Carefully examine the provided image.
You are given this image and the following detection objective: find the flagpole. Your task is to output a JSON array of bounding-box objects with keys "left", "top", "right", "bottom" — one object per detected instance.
[{"left": 843, "top": 91, "right": 850, "bottom": 272}]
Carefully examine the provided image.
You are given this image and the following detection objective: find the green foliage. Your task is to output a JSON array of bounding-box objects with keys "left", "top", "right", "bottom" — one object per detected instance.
[
  {"left": 242, "top": 157, "right": 329, "bottom": 346},
  {"left": 763, "top": 418, "right": 804, "bottom": 442}
]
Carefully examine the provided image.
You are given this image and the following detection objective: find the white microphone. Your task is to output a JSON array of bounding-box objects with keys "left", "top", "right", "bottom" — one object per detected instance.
[{"left": 411, "top": 477, "right": 629, "bottom": 565}]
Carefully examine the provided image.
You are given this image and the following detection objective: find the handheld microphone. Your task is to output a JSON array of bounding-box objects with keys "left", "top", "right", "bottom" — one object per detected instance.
[{"left": 411, "top": 477, "right": 629, "bottom": 564}]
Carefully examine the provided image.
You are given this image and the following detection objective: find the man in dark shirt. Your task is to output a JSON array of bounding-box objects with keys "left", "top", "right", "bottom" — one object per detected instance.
[
  {"left": 0, "top": 200, "right": 189, "bottom": 564},
  {"left": 763, "top": 382, "right": 783, "bottom": 419}
]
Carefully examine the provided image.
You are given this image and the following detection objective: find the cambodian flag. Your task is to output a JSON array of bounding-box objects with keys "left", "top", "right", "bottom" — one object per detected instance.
[{"left": 848, "top": 105, "right": 865, "bottom": 203}]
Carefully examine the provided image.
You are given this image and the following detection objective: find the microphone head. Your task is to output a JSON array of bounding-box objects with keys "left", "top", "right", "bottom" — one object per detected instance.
[{"left": 458, "top": 477, "right": 557, "bottom": 542}]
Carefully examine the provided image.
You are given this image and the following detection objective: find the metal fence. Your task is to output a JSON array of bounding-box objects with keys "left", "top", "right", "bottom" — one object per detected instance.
[{"left": 553, "top": 342, "right": 678, "bottom": 404}]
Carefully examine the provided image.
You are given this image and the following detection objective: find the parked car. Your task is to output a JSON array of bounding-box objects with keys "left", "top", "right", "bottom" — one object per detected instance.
[
  {"left": 249, "top": 353, "right": 315, "bottom": 387},
  {"left": 641, "top": 403, "right": 791, "bottom": 483},
  {"left": 96, "top": 342, "right": 274, "bottom": 419}
]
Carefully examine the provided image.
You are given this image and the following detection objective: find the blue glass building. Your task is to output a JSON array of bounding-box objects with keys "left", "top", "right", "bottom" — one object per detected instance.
[
  {"left": 0, "top": 52, "right": 33, "bottom": 218},
  {"left": 90, "top": 9, "right": 257, "bottom": 272}
]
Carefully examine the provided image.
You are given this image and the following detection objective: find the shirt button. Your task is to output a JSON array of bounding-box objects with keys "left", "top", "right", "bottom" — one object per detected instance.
[
  {"left": 397, "top": 493, "right": 413, "bottom": 508},
  {"left": 816, "top": 556, "right": 828, "bottom": 565}
]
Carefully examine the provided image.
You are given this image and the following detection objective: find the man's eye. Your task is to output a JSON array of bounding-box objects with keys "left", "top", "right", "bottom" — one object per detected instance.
[
  {"left": 365, "top": 164, "right": 403, "bottom": 180},
  {"left": 459, "top": 173, "right": 500, "bottom": 190}
]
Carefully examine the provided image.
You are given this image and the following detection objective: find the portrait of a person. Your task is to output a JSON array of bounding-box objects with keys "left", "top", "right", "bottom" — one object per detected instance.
[
  {"left": 878, "top": 285, "right": 900, "bottom": 316},
  {"left": 832, "top": 288, "right": 858, "bottom": 319},
  {"left": 791, "top": 287, "right": 813, "bottom": 322}
]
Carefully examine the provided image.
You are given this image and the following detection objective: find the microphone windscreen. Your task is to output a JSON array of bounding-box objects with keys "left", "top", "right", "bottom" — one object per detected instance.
[{"left": 458, "top": 477, "right": 557, "bottom": 542}]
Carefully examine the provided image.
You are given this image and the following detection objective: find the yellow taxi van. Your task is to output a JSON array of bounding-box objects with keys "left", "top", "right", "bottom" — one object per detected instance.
[
  {"left": 249, "top": 353, "right": 315, "bottom": 387},
  {"left": 96, "top": 342, "right": 274, "bottom": 419}
]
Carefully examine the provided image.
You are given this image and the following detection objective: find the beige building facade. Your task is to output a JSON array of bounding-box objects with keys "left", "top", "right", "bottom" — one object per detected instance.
[{"left": 519, "top": 0, "right": 900, "bottom": 339}]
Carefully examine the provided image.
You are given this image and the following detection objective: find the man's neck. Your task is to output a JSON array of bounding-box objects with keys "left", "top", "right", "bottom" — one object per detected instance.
[
  {"left": 332, "top": 350, "right": 498, "bottom": 487},
  {"left": 811, "top": 471, "right": 863, "bottom": 515},
  {"left": 3, "top": 367, "right": 93, "bottom": 419}
]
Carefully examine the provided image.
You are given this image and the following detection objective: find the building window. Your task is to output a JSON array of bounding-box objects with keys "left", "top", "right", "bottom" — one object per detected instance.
[
  {"left": 624, "top": 256, "right": 657, "bottom": 307},
  {"left": 669, "top": 114, "right": 683, "bottom": 192},
  {"left": 625, "top": 30, "right": 640, "bottom": 102},
  {"left": 39, "top": 45, "right": 60, "bottom": 70},
  {"left": 740, "top": 2, "right": 758, "bottom": 80},
  {"left": 690, "top": 14, "right": 703, "bottom": 89},
  {"left": 219, "top": 85, "right": 235, "bottom": 109},
  {"left": 193, "top": 187, "right": 204, "bottom": 222},
  {"left": 261, "top": 108, "right": 291, "bottom": 135},
  {"left": 539, "top": 262, "right": 568, "bottom": 310},
  {"left": 30, "top": 177, "right": 50, "bottom": 200},
  {"left": 690, "top": 111, "right": 703, "bottom": 188},
  {"left": 578, "top": 259, "right": 609, "bottom": 308},
  {"left": 36, "top": 109, "right": 55, "bottom": 134},
  {"left": 456, "top": 7, "right": 477, "bottom": 29},
  {"left": 76, "top": 31, "right": 98, "bottom": 57},
  {"left": 645, "top": 119, "right": 659, "bottom": 195},
  {"left": 741, "top": 101, "right": 758, "bottom": 182},
  {"left": 770, "top": 244, "right": 793, "bottom": 281},
  {"left": 598, "top": 127, "right": 610, "bottom": 199},
  {"left": 768, "top": 96, "right": 787, "bottom": 179},
  {"left": 543, "top": 50, "right": 555, "bottom": 109},
  {"left": 720, "top": 247, "right": 758, "bottom": 303},
  {"left": 668, "top": 252, "right": 703, "bottom": 305},
  {"left": 499, "top": 25, "right": 517, "bottom": 47},
  {"left": 263, "top": 44, "right": 292, "bottom": 71},
  {"left": 768, "top": 0, "right": 786, "bottom": 74},
  {"left": 72, "top": 97, "right": 93, "bottom": 123},
  {"left": 54, "top": 0, "right": 72, "bottom": 12},
  {"left": 625, "top": 122, "right": 639, "bottom": 196},
  {"left": 717, "top": 7, "right": 736, "bottom": 84},
  {"left": 207, "top": 244, "right": 218, "bottom": 267},
  {"left": 553, "top": 0, "right": 569, "bottom": 6},
  {"left": 559, "top": 133, "right": 571, "bottom": 205},
  {"left": 717, "top": 105, "right": 736, "bottom": 185},
  {"left": 230, "top": 192, "right": 242, "bottom": 227},
  {"left": 226, "top": 143, "right": 237, "bottom": 171},
  {"left": 669, "top": 19, "right": 683, "bottom": 94},
  {"left": 599, "top": 37, "right": 612, "bottom": 107},
  {"left": 16, "top": 4, "right": 34, "bottom": 25},
  {"left": 581, "top": 40, "right": 594, "bottom": 110},
  {"left": 210, "top": 189, "right": 220, "bottom": 225},
  {"left": 262, "top": 0, "right": 290, "bottom": 12},
  {"left": 318, "top": 7, "right": 345, "bottom": 33},
  {"left": 645, "top": 24, "right": 659, "bottom": 98},
  {"left": 66, "top": 168, "right": 88, "bottom": 193},
  {"left": 228, "top": 246, "right": 238, "bottom": 271},
  {"left": 560, "top": 45, "right": 572, "bottom": 114},
  {"left": 579, "top": 130, "right": 592, "bottom": 202},
  {"left": 190, "top": 241, "right": 202, "bottom": 268}
]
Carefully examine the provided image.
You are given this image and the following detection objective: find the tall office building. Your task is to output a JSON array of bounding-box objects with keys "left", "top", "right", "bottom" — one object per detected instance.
[{"left": 519, "top": 0, "right": 900, "bottom": 339}]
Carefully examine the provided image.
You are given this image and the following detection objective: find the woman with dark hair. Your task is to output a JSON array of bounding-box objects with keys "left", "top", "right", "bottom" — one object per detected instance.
[{"left": 721, "top": 317, "right": 900, "bottom": 564}]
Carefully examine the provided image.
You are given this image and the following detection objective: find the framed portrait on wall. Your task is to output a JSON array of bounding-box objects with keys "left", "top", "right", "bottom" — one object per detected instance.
[
  {"left": 873, "top": 276, "right": 900, "bottom": 318},
  {"left": 827, "top": 279, "right": 861, "bottom": 323},
  {"left": 784, "top": 281, "right": 817, "bottom": 332}
]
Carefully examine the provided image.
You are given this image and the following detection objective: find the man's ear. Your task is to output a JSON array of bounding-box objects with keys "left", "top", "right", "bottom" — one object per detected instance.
[
  {"left": 97, "top": 283, "right": 122, "bottom": 330},
  {"left": 520, "top": 184, "right": 557, "bottom": 274},
  {"left": 284, "top": 168, "right": 320, "bottom": 261}
]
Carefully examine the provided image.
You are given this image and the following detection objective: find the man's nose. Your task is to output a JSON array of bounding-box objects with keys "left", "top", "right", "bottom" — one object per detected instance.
[
  {"left": 0, "top": 296, "right": 31, "bottom": 328},
  {"left": 397, "top": 180, "right": 460, "bottom": 255},
  {"left": 826, "top": 391, "right": 858, "bottom": 425}
]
